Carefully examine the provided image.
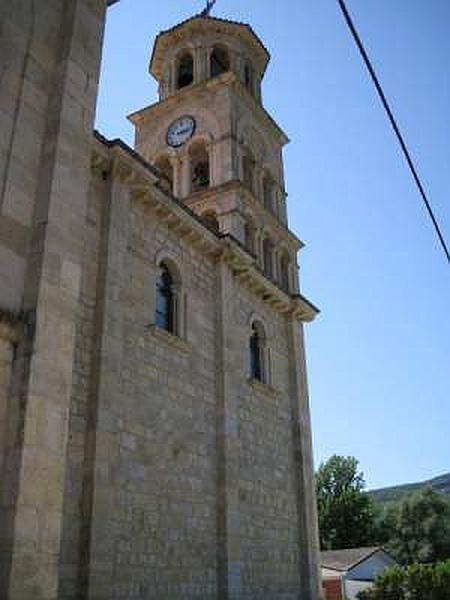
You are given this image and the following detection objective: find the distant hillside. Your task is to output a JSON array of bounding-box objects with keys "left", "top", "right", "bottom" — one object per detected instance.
[{"left": 369, "top": 472, "right": 450, "bottom": 506}]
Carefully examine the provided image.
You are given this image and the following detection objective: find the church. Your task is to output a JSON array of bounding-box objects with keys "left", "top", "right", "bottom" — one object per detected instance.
[{"left": 0, "top": 1, "right": 321, "bottom": 598}]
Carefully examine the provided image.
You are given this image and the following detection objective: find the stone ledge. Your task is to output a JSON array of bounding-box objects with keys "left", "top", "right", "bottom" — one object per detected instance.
[
  {"left": 0, "top": 309, "right": 23, "bottom": 344},
  {"left": 147, "top": 324, "right": 191, "bottom": 354},
  {"left": 247, "top": 377, "right": 279, "bottom": 398}
]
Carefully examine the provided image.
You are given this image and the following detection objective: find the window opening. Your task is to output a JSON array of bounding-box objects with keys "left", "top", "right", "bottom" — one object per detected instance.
[
  {"left": 280, "top": 252, "right": 290, "bottom": 292},
  {"left": 155, "top": 263, "right": 174, "bottom": 333},
  {"left": 263, "top": 238, "right": 273, "bottom": 278},
  {"left": 250, "top": 323, "right": 262, "bottom": 381},
  {"left": 190, "top": 142, "right": 210, "bottom": 192},
  {"left": 242, "top": 153, "right": 254, "bottom": 194},
  {"left": 210, "top": 46, "right": 230, "bottom": 78},
  {"left": 177, "top": 53, "right": 194, "bottom": 89}
]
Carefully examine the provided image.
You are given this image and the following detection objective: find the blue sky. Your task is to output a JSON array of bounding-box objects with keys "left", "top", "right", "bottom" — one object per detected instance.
[{"left": 96, "top": 0, "right": 450, "bottom": 490}]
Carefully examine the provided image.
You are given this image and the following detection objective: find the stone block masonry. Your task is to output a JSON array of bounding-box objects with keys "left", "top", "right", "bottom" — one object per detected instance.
[{"left": 0, "top": 2, "right": 322, "bottom": 598}]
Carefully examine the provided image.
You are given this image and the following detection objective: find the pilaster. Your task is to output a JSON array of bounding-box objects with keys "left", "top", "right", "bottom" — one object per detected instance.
[
  {"left": 0, "top": 1, "right": 108, "bottom": 598},
  {"left": 216, "top": 261, "right": 241, "bottom": 599},
  {"left": 79, "top": 169, "right": 130, "bottom": 599},
  {"left": 287, "top": 319, "right": 322, "bottom": 600}
]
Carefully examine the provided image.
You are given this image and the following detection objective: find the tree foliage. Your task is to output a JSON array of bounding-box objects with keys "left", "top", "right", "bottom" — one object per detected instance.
[
  {"left": 386, "top": 487, "right": 450, "bottom": 565},
  {"left": 358, "top": 559, "right": 450, "bottom": 600},
  {"left": 316, "top": 455, "right": 376, "bottom": 549}
]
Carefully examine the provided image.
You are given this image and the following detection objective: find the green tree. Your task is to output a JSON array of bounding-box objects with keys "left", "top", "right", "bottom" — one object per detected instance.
[
  {"left": 388, "top": 487, "right": 450, "bottom": 565},
  {"left": 358, "top": 559, "right": 450, "bottom": 600},
  {"left": 315, "top": 455, "right": 376, "bottom": 549}
]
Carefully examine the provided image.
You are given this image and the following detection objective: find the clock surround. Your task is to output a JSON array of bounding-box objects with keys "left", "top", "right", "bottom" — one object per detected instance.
[{"left": 166, "top": 115, "right": 196, "bottom": 148}]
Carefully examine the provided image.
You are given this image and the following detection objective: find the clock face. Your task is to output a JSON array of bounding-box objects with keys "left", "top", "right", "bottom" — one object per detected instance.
[{"left": 167, "top": 116, "right": 196, "bottom": 147}]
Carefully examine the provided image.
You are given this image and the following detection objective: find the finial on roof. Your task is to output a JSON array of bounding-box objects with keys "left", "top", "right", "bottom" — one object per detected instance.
[{"left": 200, "top": 0, "right": 217, "bottom": 17}]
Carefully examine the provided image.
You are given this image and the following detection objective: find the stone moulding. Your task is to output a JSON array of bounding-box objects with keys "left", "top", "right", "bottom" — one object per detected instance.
[
  {"left": 247, "top": 376, "right": 279, "bottom": 398},
  {"left": 128, "top": 71, "right": 288, "bottom": 146},
  {"left": 147, "top": 324, "right": 191, "bottom": 354},
  {"left": 0, "top": 308, "right": 23, "bottom": 344},
  {"left": 91, "top": 133, "right": 319, "bottom": 323}
]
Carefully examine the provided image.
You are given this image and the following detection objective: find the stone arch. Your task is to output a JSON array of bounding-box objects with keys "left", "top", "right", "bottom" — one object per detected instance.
[
  {"left": 153, "top": 252, "right": 184, "bottom": 337},
  {"left": 188, "top": 139, "right": 210, "bottom": 193},
  {"left": 210, "top": 44, "right": 230, "bottom": 78},
  {"left": 248, "top": 317, "right": 269, "bottom": 383},
  {"left": 176, "top": 49, "right": 194, "bottom": 89}
]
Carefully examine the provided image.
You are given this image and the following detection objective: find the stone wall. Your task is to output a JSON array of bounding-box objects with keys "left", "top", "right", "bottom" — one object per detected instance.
[
  {"left": 55, "top": 152, "right": 320, "bottom": 599},
  {"left": 0, "top": 1, "right": 109, "bottom": 598}
]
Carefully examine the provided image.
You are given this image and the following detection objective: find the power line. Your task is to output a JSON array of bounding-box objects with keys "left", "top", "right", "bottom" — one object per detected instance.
[{"left": 337, "top": 0, "right": 450, "bottom": 265}]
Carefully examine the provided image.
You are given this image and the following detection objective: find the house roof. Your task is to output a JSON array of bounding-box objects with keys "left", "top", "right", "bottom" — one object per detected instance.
[{"left": 321, "top": 547, "right": 386, "bottom": 572}]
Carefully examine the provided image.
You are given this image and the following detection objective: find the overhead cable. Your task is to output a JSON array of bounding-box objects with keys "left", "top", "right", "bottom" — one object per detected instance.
[{"left": 338, "top": 0, "right": 450, "bottom": 265}]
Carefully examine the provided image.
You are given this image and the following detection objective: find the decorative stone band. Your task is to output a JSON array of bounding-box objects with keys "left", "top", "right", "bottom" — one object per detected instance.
[
  {"left": 91, "top": 133, "right": 320, "bottom": 323},
  {"left": 0, "top": 309, "right": 23, "bottom": 344}
]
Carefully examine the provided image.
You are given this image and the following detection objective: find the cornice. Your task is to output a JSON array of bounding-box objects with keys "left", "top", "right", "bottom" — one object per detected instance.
[
  {"left": 91, "top": 133, "right": 318, "bottom": 322},
  {"left": 127, "top": 72, "right": 289, "bottom": 146},
  {"left": 184, "top": 179, "right": 304, "bottom": 250}
]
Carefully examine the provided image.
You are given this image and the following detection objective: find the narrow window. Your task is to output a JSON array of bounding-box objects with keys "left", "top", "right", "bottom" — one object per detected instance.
[
  {"left": 263, "top": 238, "right": 273, "bottom": 278},
  {"left": 190, "top": 141, "right": 210, "bottom": 192},
  {"left": 242, "top": 152, "right": 254, "bottom": 194},
  {"left": 244, "top": 221, "right": 255, "bottom": 254},
  {"left": 249, "top": 323, "right": 262, "bottom": 381},
  {"left": 280, "top": 251, "right": 290, "bottom": 292},
  {"left": 177, "top": 52, "right": 194, "bottom": 89},
  {"left": 210, "top": 46, "right": 230, "bottom": 78},
  {"left": 155, "top": 263, "right": 174, "bottom": 333},
  {"left": 263, "top": 177, "right": 272, "bottom": 212}
]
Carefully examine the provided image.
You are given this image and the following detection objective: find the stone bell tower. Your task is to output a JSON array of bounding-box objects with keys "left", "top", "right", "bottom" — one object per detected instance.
[
  {"left": 129, "top": 15, "right": 291, "bottom": 280},
  {"left": 128, "top": 13, "right": 322, "bottom": 599}
]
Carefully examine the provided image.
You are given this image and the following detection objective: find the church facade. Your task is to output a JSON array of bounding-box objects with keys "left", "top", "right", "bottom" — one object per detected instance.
[{"left": 0, "top": 2, "right": 321, "bottom": 599}]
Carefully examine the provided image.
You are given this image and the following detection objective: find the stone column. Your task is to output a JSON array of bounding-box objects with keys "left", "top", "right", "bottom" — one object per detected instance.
[
  {"left": 0, "top": 1, "right": 109, "bottom": 599},
  {"left": 287, "top": 318, "right": 322, "bottom": 600},
  {"left": 180, "top": 155, "right": 191, "bottom": 198},
  {"left": 169, "top": 155, "right": 182, "bottom": 198},
  {"left": 216, "top": 260, "right": 241, "bottom": 599}
]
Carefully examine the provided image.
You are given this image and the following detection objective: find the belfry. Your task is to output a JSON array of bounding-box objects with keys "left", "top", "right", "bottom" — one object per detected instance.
[{"left": 0, "top": 3, "right": 321, "bottom": 598}]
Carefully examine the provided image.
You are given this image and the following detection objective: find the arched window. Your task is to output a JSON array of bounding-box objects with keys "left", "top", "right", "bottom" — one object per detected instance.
[
  {"left": 201, "top": 210, "right": 220, "bottom": 234},
  {"left": 177, "top": 52, "right": 194, "bottom": 89},
  {"left": 155, "top": 263, "right": 174, "bottom": 333},
  {"left": 210, "top": 46, "right": 230, "bottom": 78},
  {"left": 249, "top": 321, "right": 265, "bottom": 382},
  {"left": 280, "top": 250, "right": 290, "bottom": 292},
  {"left": 242, "top": 151, "right": 255, "bottom": 194},
  {"left": 189, "top": 141, "right": 210, "bottom": 192},
  {"left": 154, "top": 155, "right": 174, "bottom": 193},
  {"left": 262, "top": 237, "right": 274, "bottom": 278},
  {"left": 263, "top": 176, "right": 273, "bottom": 212}
]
